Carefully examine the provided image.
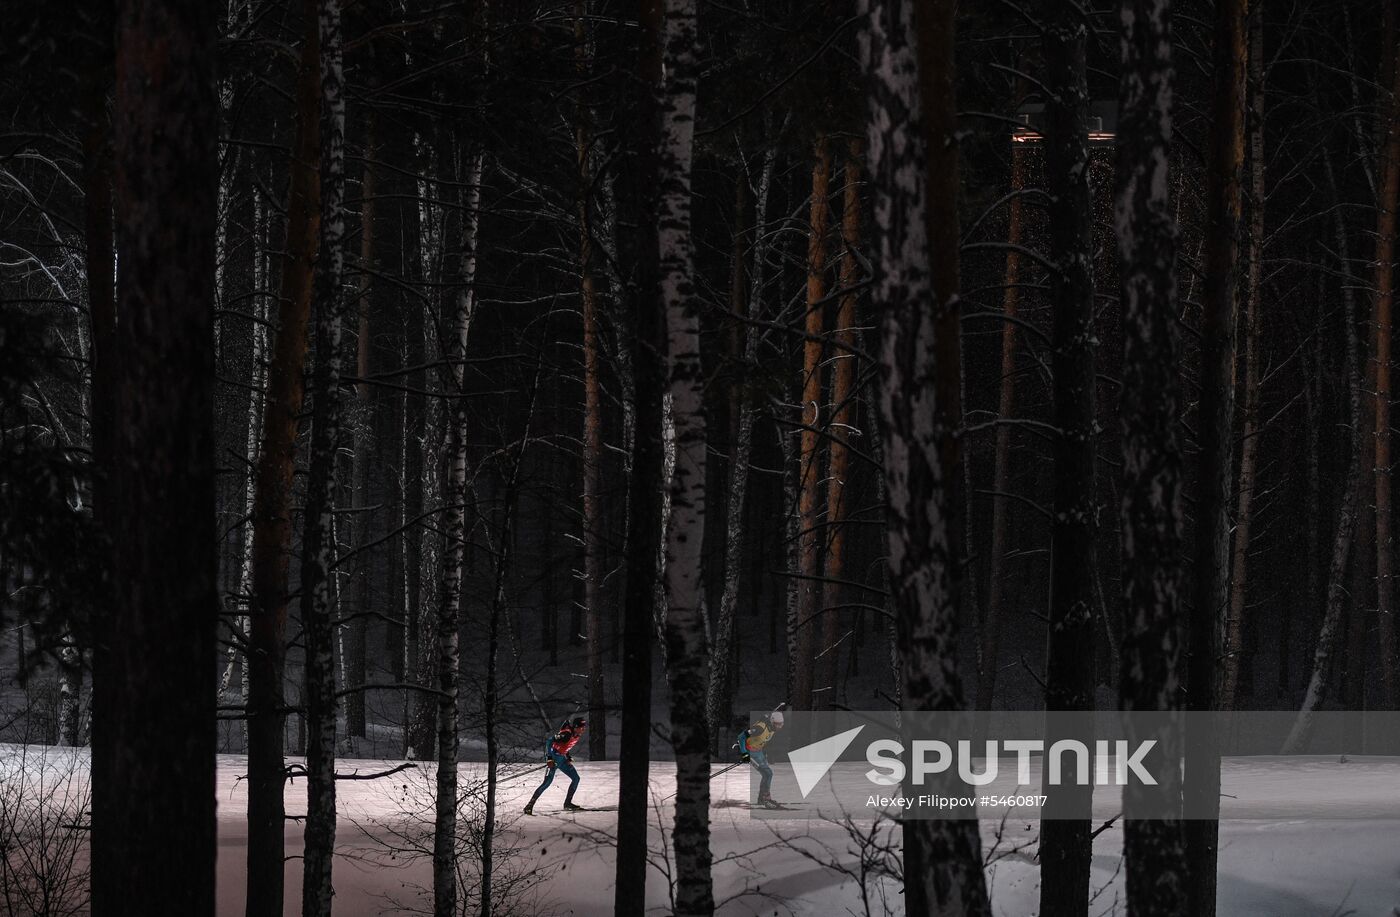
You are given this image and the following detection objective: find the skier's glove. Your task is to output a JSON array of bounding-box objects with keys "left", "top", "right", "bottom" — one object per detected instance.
[
  {"left": 566, "top": 754, "right": 573, "bottom": 764},
  {"left": 740, "top": 753, "right": 751, "bottom": 763}
]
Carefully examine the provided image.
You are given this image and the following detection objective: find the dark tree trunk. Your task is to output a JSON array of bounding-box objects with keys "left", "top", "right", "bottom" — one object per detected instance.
[
  {"left": 1186, "top": 0, "right": 1248, "bottom": 912},
  {"left": 76, "top": 1, "right": 115, "bottom": 754},
  {"left": 614, "top": 2, "right": 666, "bottom": 913},
  {"left": 1370, "top": 0, "right": 1400, "bottom": 710},
  {"left": 816, "top": 141, "right": 862, "bottom": 708},
  {"left": 577, "top": 0, "right": 609, "bottom": 763},
  {"left": 1039, "top": 3, "right": 1098, "bottom": 914},
  {"left": 245, "top": 2, "right": 321, "bottom": 911},
  {"left": 1286, "top": 142, "right": 1366, "bottom": 750},
  {"left": 1223, "top": 3, "right": 1266, "bottom": 710},
  {"left": 92, "top": 0, "right": 218, "bottom": 912},
  {"left": 345, "top": 108, "right": 378, "bottom": 743},
  {"left": 793, "top": 138, "right": 830, "bottom": 711},
  {"left": 978, "top": 80, "right": 1029, "bottom": 712},
  {"left": 1116, "top": 1, "right": 1188, "bottom": 913},
  {"left": 862, "top": 0, "right": 993, "bottom": 913},
  {"left": 709, "top": 144, "right": 777, "bottom": 746}
]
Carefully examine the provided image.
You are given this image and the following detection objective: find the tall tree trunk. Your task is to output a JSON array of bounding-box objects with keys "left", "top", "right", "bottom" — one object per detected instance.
[
  {"left": 222, "top": 187, "right": 270, "bottom": 704},
  {"left": 82, "top": 8, "right": 115, "bottom": 536},
  {"left": 1371, "top": 0, "right": 1400, "bottom": 711},
  {"left": 816, "top": 142, "right": 863, "bottom": 707},
  {"left": 1223, "top": 4, "right": 1265, "bottom": 711},
  {"left": 793, "top": 138, "right": 831, "bottom": 711},
  {"left": 862, "top": 1, "right": 993, "bottom": 914},
  {"left": 1285, "top": 142, "right": 1367, "bottom": 750},
  {"left": 407, "top": 143, "right": 440, "bottom": 760},
  {"left": 1186, "top": 0, "right": 1248, "bottom": 912},
  {"left": 301, "top": 0, "right": 346, "bottom": 910},
  {"left": 481, "top": 382, "right": 536, "bottom": 917},
  {"left": 1116, "top": 1, "right": 1188, "bottom": 912},
  {"left": 75, "top": 9, "right": 114, "bottom": 750},
  {"left": 246, "top": 2, "right": 321, "bottom": 911},
  {"left": 1039, "top": 4, "right": 1098, "bottom": 914},
  {"left": 92, "top": 0, "right": 218, "bottom": 911},
  {"left": 576, "top": 0, "right": 609, "bottom": 762},
  {"left": 708, "top": 144, "right": 777, "bottom": 746},
  {"left": 978, "top": 89, "right": 1029, "bottom": 712},
  {"left": 779, "top": 412, "right": 802, "bottom": 702},
  {"left": 434, "top": 147, "right": 483, "bottom": 917},
  {"left": 614, "top": 2, "right": 666, "bottom": 912},
  {"left": 345, "top": 111, "right": 379, "bottom": 742},
  {"left": 656, "top": 2, "right": 711, "bottom": 913}
]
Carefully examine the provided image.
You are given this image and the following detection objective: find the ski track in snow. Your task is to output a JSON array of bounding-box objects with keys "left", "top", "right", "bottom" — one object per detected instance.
[{"left": 2, "top": 744, "right": 1398, "bottom": 916}]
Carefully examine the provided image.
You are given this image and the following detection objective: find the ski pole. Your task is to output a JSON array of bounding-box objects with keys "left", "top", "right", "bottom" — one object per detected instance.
[
  {"left": 498, "top": 761, "right": 553, "bottom": 786},
  {"left": 660, "top": 759, "right": 753, "bottom": 803}
]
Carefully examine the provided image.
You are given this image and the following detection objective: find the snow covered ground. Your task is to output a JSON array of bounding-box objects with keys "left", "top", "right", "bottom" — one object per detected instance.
[{"left": 2, "top": 744, "right": 1398, "bottom": 916}]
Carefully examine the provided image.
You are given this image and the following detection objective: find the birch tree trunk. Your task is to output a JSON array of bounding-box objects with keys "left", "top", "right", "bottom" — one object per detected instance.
[
  {"left": 1039, "top": 4, "right": 1098, "bottom": 914},
  {"left": 707, "top": 144, "right": 777, "bottom": 744},
  {"left": 92, "top": 0, "right": 218, "bottom": 909},
  {"left": 434, "top": 147, "right": 484, "bottom": 917},
  {"left": 407, "top": 143, "right": 442, "bottom": 760},
  {"left": 614, "top": 2, "right": 666, "bottom": 912},
  {"left": 246, "top": 1, "right": 321, "bottom": 910},
  {"left": 300, "top": 1, "right": 346, "bottom": 910},
  {"left": 656, "top": 2, "right": 712, "bottom": 913},
  {"left": 861, "top": 1, "right": 992, "bottom": 913},
  {"left": 221, "top": 187, "right": 269, "bottom": 703},
  {"left": 793, "top": 138, "right": 831, "bottom": 711},
  {"left": 1116, "top": 1, "right": 1187, "bottom": 912},
  {"left": 816, "top": 142, "right": 863, "bottom": 707},
  {"left": 1223, "top": 4, "right": 1265, "bottom": 711},
  {"left": 1186, "top": 0, "right": 1248, "bottom": 912}
]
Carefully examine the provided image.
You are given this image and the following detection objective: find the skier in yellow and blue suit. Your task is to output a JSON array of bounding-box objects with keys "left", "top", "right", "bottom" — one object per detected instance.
[{"left": 736, "top": 709, "right": 784, "bottom": 808}]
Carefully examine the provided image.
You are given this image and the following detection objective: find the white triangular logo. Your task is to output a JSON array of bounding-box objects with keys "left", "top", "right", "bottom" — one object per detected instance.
[{"left": 787, "top": 726, "right": 865, "bottom": 799}]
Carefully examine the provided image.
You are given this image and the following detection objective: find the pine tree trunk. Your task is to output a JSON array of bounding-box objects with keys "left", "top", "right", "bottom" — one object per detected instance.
[
  {"left": 1039, "top": 5, "right": 1098, "bottom": 914},
  {"left": 1116, "top": 2, "right": 1188, "bottom": 912},
  {"left": 1186, "top": 0, "right": 1248, "bottom": 911},
  {"left": 301, "top": 1, "right": 346, "bottom": 909},
  {"left": 816, "top": 142, "right": 863, "bottom": 707},
  {"left": 92, "top": 0, "right": 218, "bottom": 910},
  {"left": 862, "top": 1, "right": 993, "bottom": 914},
  {"left": 792, "top": 138, "right": 831, "bottom": 711},
  {"left": 1223, "top": 4, "right": 1266, "bottom": 711},
  {"left": 246, "top": 2, "right": 322, "bottom": 910},
  {"left": 615, "top": 3, "right": 666, "bottom": 912},
  {"left": 1370, "top": 0, "right": 1400, "bottom": 711},
  {"left": 978, "top": 82, "right": 1029, "bottom": 712},
  {"left": 576, "top": 0, "right": 609, "bottom": 762},
  {"left": 708, "top": 144, "right": 777, "bottom": 747},
  {"left": 656, "top": 2, "right": 712, "bottom": 913}
]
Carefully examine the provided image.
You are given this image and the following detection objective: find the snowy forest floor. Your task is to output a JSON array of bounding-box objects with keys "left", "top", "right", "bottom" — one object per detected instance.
[{"left": 2, "top": 744, "right": 1398, "bottom": 916}]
